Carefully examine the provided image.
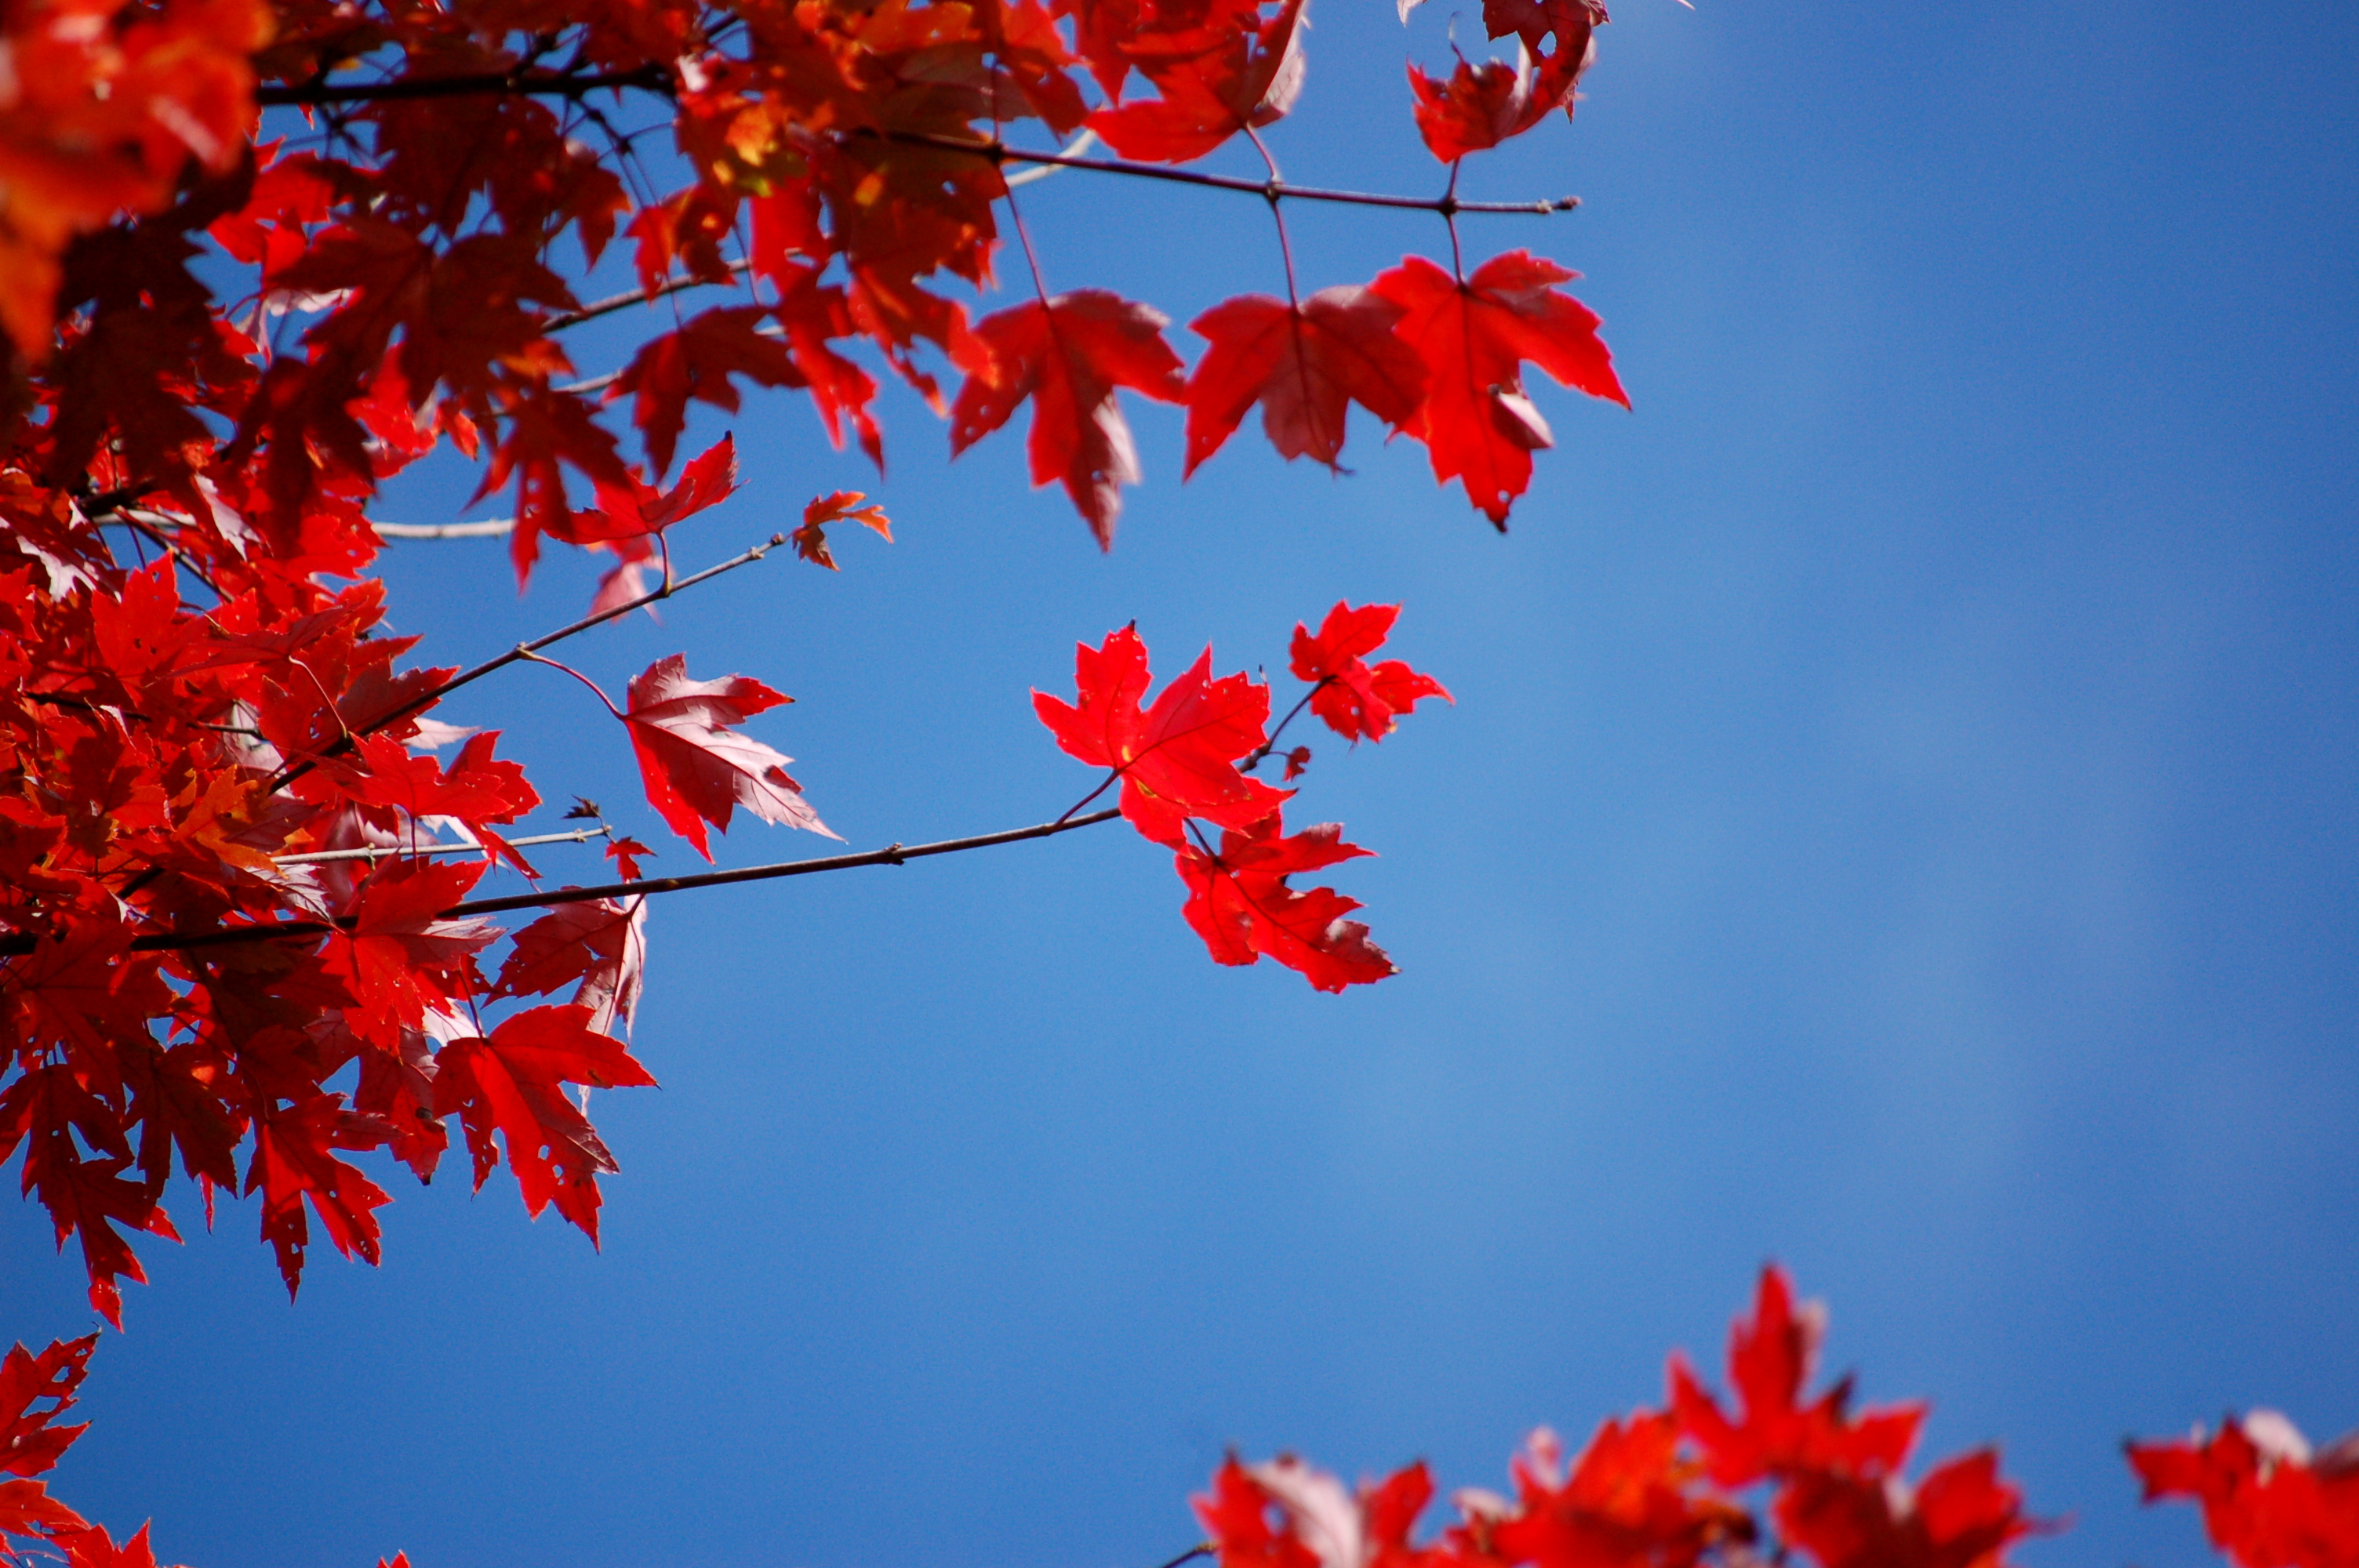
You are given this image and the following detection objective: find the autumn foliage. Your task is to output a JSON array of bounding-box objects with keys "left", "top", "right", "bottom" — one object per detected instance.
[
  {"left": 0, "top": 0, "right": 2330, "bottom": 1563},
  {"left": 2, "top": 0, "right": 1587, "bottom": 1330}
]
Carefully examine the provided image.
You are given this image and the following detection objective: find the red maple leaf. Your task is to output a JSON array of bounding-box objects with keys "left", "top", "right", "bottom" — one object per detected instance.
[
  {"left": 791, "top": 489, "right": 893, "bottom": 572},
  {"left": 1406, "top": 56, "right": 1531, "bottom": 164},
  {"left": 245, "top": 1092, "right": 394, "bottom": 1299},
  {"left": 1481, "top": 0, "right": 1605, "bottom": 112},
  {"left": 0, "top": 1335, "right": 96, "bottom": 1479},
  {"left": 0, "top": 909, "right": 173, "bottom": 1059},
  {"left": 0, "top": 1476, "right": 90, "bottom": 1541},
  {"left": 298, "top": 730, "right": 539, "bottom": 833},
  {"left": 950, "top": 292, "right": 1186, "bottom": 548},
  {"left": 1371, "top": 252, "right": 1628, "bottom": 526},
  {"left": 315, "top": 858, "right": 501, "bottom": 1051},
  {"left": 612, "top": 310, "right": 800, "bottom": 481},
  {"left": 0, "top": 1065, "right": 181, "bottom": 1328},
  {"left": 2129, "top": 1414, "right": 2359, "bottom": 1568},
  {"left": 1089, "top": 0, "right": 1309, "bottom": 163},
  {"left": 1032, "top": 625, "right": 1289, "bottom": 847},
  {"left": 491, "top": 897, "right": 648, "bottom": 1039},
  {"left": 605, "top": 836, "right": 656, "bottom": 880},
  {"left": 1289, "top": 602, "right": 1452, "bottom": 745},
  {"left": 547, "top": 434, "right": 740, "bottom": 549},
  {"left": 1198, "top": 1455, "right": 1458, "bottom": 1568},
  {"left": 1197, "top": 1457, "right": 1325, "bottom": 1568},
  {"left": 1668, "top": 1265, "right": 1924, "bottom": 1490},
  {"left": 42, "top": 1518, "right": 178, "bottom": 1568},
  {"left": 1174, "top": 814, "right": 1395, "bottom": 993},
  {"left": 1184, "top": 287, "right": 1427, "bottom": 474},
  {"left": 1775, "top": 1450, "right": 2042, "bottom": 1568},
  {"left": 433, "top": 1004, "right": 656, "bottom": 1242},
  {"left": 1466, "top": 1419, "right": 1752, "bottom": 1568},
  {"left": 623, "top": 655, "right": 837, "bottom": 860}
]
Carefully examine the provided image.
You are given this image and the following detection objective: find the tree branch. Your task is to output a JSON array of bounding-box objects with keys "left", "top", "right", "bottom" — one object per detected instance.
[
  {"left": 256, "top": 68, "right": 1577, "bottom": 214},
  {"left": 255, "top": 63, "right": 671, "bottom": 107},
  {"left": 268, "top": 529, "right": 793, "bottom": 793},
  {"left": 0, "top": 808, "right": 1125, "bottom": 955},
  {"left": 271, "top": 824, "right": 612, "bottom": 866},
  {"left": 372, "top": 517, "right": 519, "bottom": 539},
  {"left": 863, "top": 129, "right": 1582, "bottom": 215},
  {"left": 543, "top": 260, "right": 751, "bottom": 334}
]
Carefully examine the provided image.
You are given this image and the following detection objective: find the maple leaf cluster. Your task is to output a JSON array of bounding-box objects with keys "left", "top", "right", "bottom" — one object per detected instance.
[
  {"left": 2131, "top": 1412, "right": 2359, "bottom": 1568},
  {"left": 0, "top": 0, "right": 1631, "bottom": 1312},
  {"left": 5, "top": 1272, "right": 2353, "bottom": 1566},
  {"left": 1199, "top": 1268, "right": 2047, "bottom": 1568},
  {"left": 1193, "top": 1268, "right": 2346, "bottom": 1568},
  {"left": 0, "top": 503, "right": 849, "bottom": 1319},
  {"left": 1035, "top": 603, "right": 1448, "bottom": 992}
]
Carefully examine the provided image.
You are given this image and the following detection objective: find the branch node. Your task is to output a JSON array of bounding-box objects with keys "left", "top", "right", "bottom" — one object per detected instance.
[{"left": 881, "top": 843, "right": 906, "bottom": 865}]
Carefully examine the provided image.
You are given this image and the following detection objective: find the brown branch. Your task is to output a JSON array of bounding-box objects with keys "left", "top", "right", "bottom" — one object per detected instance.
[
  {"left": 255, "top": 63, "right": 671, "bottom": 107},
  {"left": 0, "top": 808, "right": 1125, "bottom": 956}
]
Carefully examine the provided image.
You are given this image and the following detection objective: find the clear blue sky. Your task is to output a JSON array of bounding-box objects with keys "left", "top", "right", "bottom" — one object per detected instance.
[{"left": 9, "top": 2, "right": 2355, "bottom": 1565}]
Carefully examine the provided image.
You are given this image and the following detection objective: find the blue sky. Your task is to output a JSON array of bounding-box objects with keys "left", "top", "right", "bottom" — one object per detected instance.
[{"left": 7, "top": 2, "right": 2356, "bottom": 1565}]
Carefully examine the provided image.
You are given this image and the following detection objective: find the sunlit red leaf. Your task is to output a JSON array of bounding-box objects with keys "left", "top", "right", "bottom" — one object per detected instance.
[
  {"left": 1089, "top": 0, "right": 1309, "bottom": 163},
  {"left": 623, "top": 654, "right": 837, "bottom": 860},
  {"left": 1032, "top": 625, "right": 1289, "bottom": 847},
  {"left": 2129, "top": 1414, "right": 2359, "bottom": 1568},
  {"left": 1173, "top": 813, "right": 1394, "bottom": 992},
  {"left": 1289, "top": 602, "right": 1452, "bottom": 744},
  {"left": 433, "top": 1004, "right": 656, "bottom": 1242}
]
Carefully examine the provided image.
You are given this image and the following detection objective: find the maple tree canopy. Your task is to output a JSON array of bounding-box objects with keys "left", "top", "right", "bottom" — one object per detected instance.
[
  {"left": 0, "top": 0, "right": 1583, "bottom": 1336},
  {"left": 0, "top": 0, "right": 2338, "bottom": 1564}
]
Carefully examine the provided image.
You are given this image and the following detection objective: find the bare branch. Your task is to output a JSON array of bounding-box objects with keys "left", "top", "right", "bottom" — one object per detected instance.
[
  {"left": 543, "top": 260, "right": 751, "bottom": 334},
  {"left": 272, "top": 825, "right": 612, "bottom": 865},
  {"left": 373, "top": 517, "right": 518, "bottom": 539}
]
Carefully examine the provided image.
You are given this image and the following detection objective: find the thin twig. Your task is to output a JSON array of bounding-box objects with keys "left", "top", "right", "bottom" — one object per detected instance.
[
  {"left": 868, "top": 129, "right": 1580, "bottom": 216},
  {"left": 543, "top": 260, "right": 751, "bottom": 334},
  {"left": 255, "top": 63, "right": 671, "bottom": 107},
  {"left": 272, "top": 825, "right": 612, "bottom": 866},
  {"left": 0, "top": 808, "right": 1125, "bottom": 955},
  {"left": 373, "top": 517, "right": 518, "bottom": 539}
]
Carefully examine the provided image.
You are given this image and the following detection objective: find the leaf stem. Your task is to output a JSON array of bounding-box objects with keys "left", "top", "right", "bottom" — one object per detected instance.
[
  {"left": 1241, "top": 677, "right": 1329, "bottom": 772},
  {"left": 514, "top": 649, "right": 625, "bottom": 720}
]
